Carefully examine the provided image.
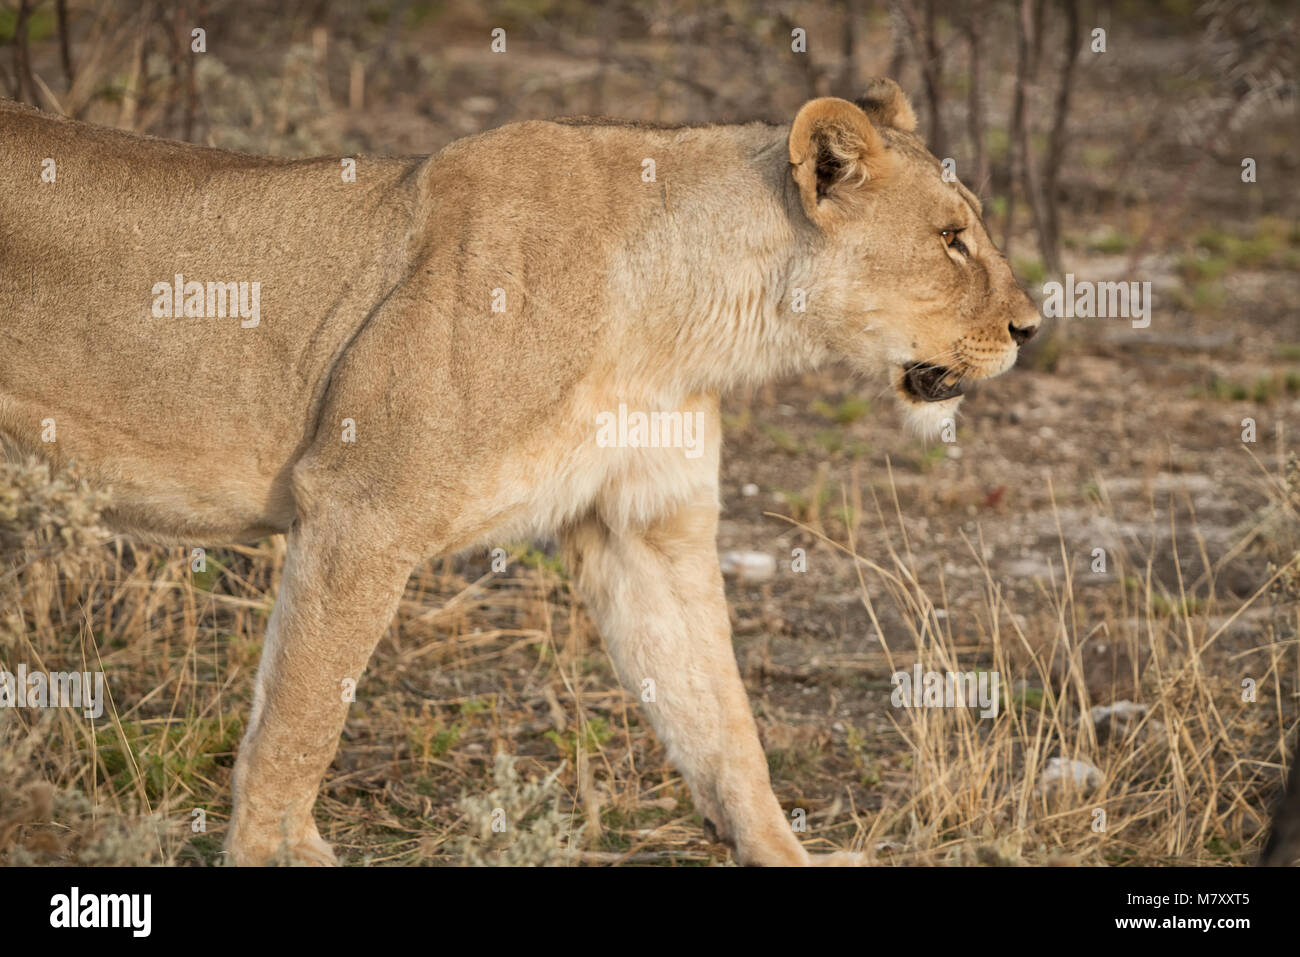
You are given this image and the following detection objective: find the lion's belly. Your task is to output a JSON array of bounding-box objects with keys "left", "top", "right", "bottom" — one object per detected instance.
[{"left": 0, "top": 383, "right": 299, "bottom": 544}]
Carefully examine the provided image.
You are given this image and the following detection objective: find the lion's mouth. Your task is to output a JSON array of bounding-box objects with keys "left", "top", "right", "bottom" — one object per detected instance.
[{"left": 902, "top": 363, "right": 965, "bottom": 403}]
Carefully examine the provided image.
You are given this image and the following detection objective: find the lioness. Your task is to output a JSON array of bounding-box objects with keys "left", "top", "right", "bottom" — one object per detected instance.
[{"left": 0, "top": 79, "right": 1038, "bottom": 865}]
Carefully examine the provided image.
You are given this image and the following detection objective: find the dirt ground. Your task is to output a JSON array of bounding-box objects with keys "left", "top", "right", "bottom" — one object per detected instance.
[{"left": 1, "top": 2, "right": 1297, "bottom": 866}]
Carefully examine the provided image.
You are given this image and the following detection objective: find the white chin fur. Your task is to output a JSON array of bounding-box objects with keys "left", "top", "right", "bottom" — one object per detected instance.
[{"left": 902, "top": 395, "right": 963, "bottom": 440}]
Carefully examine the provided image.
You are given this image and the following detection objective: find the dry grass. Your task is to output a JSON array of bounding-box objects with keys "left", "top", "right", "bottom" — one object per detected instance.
[
  {"left": 795, "top": 457, "right": 1300, "bottom": 865},
  {"left": 1, "top": 449, "right": 1294, "bottom": 867}
]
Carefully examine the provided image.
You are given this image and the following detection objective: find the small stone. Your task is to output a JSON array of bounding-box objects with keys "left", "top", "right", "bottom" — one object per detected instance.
[
  {"left": 720, "top": 550, "right": 776, "bottom": 582},
  {"left": 1087, "top": 701, "right": 1159, "bottom": 744},
  {"left": 741, "top": 483, "right": 759, "bottom": 497},
  {"left": 1038, "top": 757, "right": 1103, "bottom": 795}
]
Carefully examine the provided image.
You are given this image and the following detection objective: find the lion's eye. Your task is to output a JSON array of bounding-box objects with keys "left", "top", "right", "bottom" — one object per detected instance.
[{"left": 941, "top": 228, "right": 969, "bottom": 257}]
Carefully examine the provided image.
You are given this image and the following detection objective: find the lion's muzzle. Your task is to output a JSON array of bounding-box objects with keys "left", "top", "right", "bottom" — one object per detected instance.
[{"left": 902, "top": 362, "right": 965, "bottom": 402}]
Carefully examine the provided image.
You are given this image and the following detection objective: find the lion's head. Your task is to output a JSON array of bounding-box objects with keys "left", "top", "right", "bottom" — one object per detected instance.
[{"left": 787, "top": 79, "right": 1039, "bottom": 435}]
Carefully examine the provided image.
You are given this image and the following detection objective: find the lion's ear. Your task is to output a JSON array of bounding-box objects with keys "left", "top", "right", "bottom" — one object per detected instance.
[
  {"left": 788, "top": 97, "right": 891, "bottom": 227},
  {"left": 853, "top": 78, "right": 917, "bottom": 133}
]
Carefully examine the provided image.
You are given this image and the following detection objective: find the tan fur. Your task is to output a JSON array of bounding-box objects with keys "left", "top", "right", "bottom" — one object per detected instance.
[
  {"left": 854, "top": 77, "right": 919, "bottom": 133},
  {"left": 0, "top": 82, "right": 1037, "bottom": 865}
]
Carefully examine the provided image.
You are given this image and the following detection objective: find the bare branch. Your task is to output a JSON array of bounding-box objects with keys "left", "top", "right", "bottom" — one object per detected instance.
[
  {"left": 56, "top": 0, "right": 74, "bottom": 89},
  {"left": 1040, "top": 0, "right": 1081, "bottom": 276},
  {"left": 13, "top": 0, "right": 38, "bottom": 106},
  {"left": 897, "top": 0, "right": 946, "bottom": 157},
  {"left": 964, "top": 0, "right": 989, "bottom": 201}
]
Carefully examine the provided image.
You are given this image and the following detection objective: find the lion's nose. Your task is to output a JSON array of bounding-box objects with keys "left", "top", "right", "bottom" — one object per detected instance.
[{"left": 1009, "top": 321, "right": 1038, "bottom": 345}]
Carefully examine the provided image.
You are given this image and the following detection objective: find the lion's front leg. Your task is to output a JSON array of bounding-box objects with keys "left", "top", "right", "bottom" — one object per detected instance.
[
  {"left": 225, "top": 509, "right": 415, "bottom": 866},
  {"left": 564, "top": 500, "right": 810, "bottom": 866}
]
